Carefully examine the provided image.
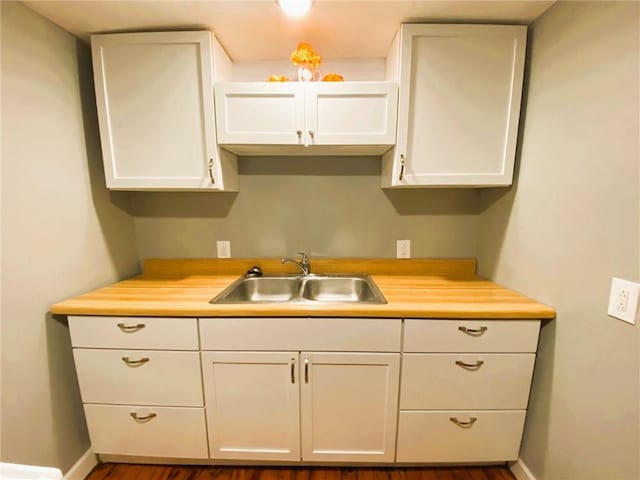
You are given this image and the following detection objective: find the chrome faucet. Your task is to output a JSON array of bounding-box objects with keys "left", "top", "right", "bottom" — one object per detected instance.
[{"left": 281, "top": 252, "right": 311, "bottom": 276}]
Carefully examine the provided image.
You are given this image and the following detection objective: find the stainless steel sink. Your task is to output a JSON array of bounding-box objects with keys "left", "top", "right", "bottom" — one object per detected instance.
[
  {"left": 301, "top": 276, "right": 383, "bottom": 303},
  {"left": 210, "top": 274, "right": 386, "bottom": 304},
  {"left": 211, "top": 276, "right": 302, "bottom": 303}
]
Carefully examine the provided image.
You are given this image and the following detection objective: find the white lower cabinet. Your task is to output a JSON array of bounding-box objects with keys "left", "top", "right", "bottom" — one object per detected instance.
[
  {"left": 400, "top": 353, "right": 536, "bottom": 410},
  {"left": 396, "top": 410, "right": 526, "bottom": 462},
  {"left": 74, "top": 349, "right": 203, "bottom": 406},
  {"left": 84, "top": 404, "right": 208, "bottom": 459},
  {"left": 396, "top": 319, "right": 540, "bottom": 464},
  {"left": 201, "top": 351, "right": 301, "bottom": 461},
  {"left": 69, "top": 316, "right": 540, "bottom": 465},
  {"left": 68, "top": 316, "right": 205, "bottom": 458},
  {"left": 300, "top": 352, "right": 400, "bottom": 462},
  {"left": 201, "top": 350, "right": 400, "bottom": 462}
]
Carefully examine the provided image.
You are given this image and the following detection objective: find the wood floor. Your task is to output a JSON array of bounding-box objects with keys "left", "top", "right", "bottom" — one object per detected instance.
[{"left": 85, "top": 464, "right": 516, "bottom": 480}]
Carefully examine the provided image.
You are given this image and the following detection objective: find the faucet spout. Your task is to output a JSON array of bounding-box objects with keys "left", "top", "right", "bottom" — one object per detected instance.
[{"left": 281, "top": 252, "right": 311, "bottom": 276}]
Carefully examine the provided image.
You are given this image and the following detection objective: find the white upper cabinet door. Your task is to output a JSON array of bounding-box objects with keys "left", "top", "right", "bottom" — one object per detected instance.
[
  {"left": 382, "top": 24, "right": 527, "bottom": 187},
  {"left": 300, "top": 352, "right": 400, "bottom": 462},
  {"left": 215, "top": 82, "right": 306, "bottom": 145},
  {"left": 201, "top": 351, "right": 301, "bottom": 461},
  {"left": 305, "top": 82, "right": 398, "bottom": 146},
  {"left": 215, "top": 82, "right": 397, "bottom": 154},
  {"left": 92, "top": 31, "right": 237, "bottom": 191}
]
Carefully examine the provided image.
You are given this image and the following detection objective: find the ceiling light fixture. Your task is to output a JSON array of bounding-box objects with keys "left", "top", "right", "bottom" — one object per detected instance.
[{"left": 277, "top": 0, "right": 313, "bottom": 18}]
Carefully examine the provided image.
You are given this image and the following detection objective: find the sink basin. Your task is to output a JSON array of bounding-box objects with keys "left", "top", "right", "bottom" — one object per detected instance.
[
  {"left": 210, "top": 275, "right": 386, "bottom": 304},
  {"left": 301, "top": 277, "right": 383, "bottom": 303},
  {"left": 211, "top": 276, "right": 302, "bottom": 303}
]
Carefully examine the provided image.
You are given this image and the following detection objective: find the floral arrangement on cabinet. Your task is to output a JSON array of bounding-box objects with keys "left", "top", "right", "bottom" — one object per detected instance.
[{"left": 268, "top": 42, "right": 343, "bottom": 82}]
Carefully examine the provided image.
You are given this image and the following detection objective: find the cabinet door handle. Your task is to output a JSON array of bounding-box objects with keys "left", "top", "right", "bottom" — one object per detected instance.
[
  {"left": 117, "top": 322, "right": 145, "bottom": 333},
  {"left": 122, "top": 356, "right": 149, "bottom": 367},
  {"left": 130, "top": 412, "right": 157, "bottom": 422},
  {"left": 399, "top": 154, "right": 405, "bottom": 181},
  {"left": 296, "top": 130, "right": 303, "bottom": 143},
  {"left": 450, "top": 417, "right": 477, "bottom": 428},
  {"left": 208, "top": 158, "right": 216, "bottom": 185},
  {"left": 304, "top": 357, "right": 309, "bottom": 383},
  {"left": 458, "top": 326, "right": 488, "bottom": 336},
  {"left": 291, "top": 358, "right": 296, "bottom": 384},
  {"left": 308, "top": 130, "right": 315, "bottom": 140},
  {"left": 455, "top": 360, "right": 484, "bottom": 370}
]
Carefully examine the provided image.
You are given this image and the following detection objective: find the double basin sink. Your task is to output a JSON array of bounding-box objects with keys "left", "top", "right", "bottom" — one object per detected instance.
[{"left": 210, "top": 274, "right": 387, "bottom": 304}]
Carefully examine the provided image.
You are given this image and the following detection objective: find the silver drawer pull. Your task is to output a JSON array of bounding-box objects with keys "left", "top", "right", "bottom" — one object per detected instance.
[
  {"left": 130, "top": 412, "right": 157, "bottom": 422},
  {"left": 458, "top": 326, "right": 488, "bottom": 336},
  {"left": 122, "top": 356, "right": 149, "bottom": 367},
  {"left": 450, "top": 417, "right": 477, "bottom": 428},
  {"left": 117, "top": 322, "right": 146, "bottom": 333},
  {"left": 456, "top": 360, "right": 484, "bottom": 370}
]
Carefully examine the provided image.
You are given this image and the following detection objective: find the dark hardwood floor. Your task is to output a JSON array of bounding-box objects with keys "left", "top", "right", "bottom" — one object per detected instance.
[{"left": 85, "top": 464, "right": 516, "bottom": 480}]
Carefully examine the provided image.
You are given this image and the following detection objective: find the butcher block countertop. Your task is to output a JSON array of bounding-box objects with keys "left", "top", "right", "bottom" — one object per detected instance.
[{"left": 50, "top": 258, "right": 556, "bottom": 319}]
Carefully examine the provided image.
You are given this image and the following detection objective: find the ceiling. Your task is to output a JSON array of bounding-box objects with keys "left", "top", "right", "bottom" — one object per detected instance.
[{"left": 24, "top": 1, "right": 555, "bottom": 61}]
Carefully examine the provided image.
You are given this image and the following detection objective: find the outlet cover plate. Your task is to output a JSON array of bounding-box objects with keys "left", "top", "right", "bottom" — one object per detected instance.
[
  {"left": 217, "top": 240, "right": 231, "bottom": 259},
  {"left": 397, "top": 240, "right": 410, "bottom": 259},
  {"left": 608, "top": 277, "right": 640, "bottom": 325}
]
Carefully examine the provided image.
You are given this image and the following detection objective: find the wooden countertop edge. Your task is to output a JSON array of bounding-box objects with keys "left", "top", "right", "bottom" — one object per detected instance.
[
  {"left": 51, "top": 307, "right": 555, "bottom": 321},
  {"left": 51, "top": 297, "right": 556, "bottom": 319}
]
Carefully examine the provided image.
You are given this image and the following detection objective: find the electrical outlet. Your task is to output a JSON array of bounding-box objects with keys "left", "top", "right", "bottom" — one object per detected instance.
[
  {"left": 608, "top": 277, "right": 640, "bottom": 325},
  {"left": 397, "top": 240, "right": 411, "bottom": 259},
  {"left": 216, "top": 240, "right": 231, "bottom": 259}
]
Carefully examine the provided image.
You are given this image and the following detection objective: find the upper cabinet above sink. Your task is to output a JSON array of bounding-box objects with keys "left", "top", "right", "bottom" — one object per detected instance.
[
  {"left": 214, "top": 81, "right": 398, "bottom": 156},
  {"left": 382, "top": 24, "right": 527, "bottom": 188}
]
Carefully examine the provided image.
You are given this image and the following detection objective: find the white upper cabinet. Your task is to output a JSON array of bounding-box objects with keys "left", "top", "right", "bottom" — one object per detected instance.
[
  {"left": 382, "top": 24, "right": 527, "bottom": 187},
  {"left": 214, "top": 83, "right": 306, "bottom": 146},
  {"left": 215, "top": 82, "right": 398, "bottom": 155},
  {"left": 91, "top": 31, "right": 238, "bottom": 191}
]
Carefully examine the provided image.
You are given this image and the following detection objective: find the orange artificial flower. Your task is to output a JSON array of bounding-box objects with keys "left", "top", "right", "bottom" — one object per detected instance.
[
  {"left": 267, "top": 75, "right": 289, "bottom": 82},
  {"left": 290, "top": 42, "right": 321, "bottom": 68},
  {"left": 322, "top": 73, "right": 344, "bottom": 82}
]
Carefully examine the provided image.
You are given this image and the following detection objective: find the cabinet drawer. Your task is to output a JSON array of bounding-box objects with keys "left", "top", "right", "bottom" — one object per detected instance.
[
  {"left": 396, "top": 410, "right": 526, "bottom": 462},
  {"left": 199, "top": 317, "right": 401, "bottom": 352},
  {"left": 400, "top": 353, "right": 535, "bottom": 409},
  {"left": 85, "top": 404, "right": 208, "bottom": 458},
  {"left": 68, "top": 316, "right": 199, "bottom": 350},
  {"left": 403, "top": 319, "right": 540, "bottom": 352},
  {"left": 73, "top": 349, "right": 203, "bottom": 406}
]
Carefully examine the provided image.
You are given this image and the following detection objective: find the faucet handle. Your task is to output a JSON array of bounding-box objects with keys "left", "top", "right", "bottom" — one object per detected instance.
[{"left": 297, "top": 252, "right": 310, "bottom": 265}]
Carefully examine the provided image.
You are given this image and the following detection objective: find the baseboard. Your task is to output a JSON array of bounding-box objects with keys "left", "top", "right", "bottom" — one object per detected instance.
[
  {"left": 509, "top": 458, "right": 537, "bottom": 480},
  {"left": 64, "top": 448, "right": 97, "bottom": 480},
  {"left": 0, "top": 462, "right": 62, "bottom": 479}
]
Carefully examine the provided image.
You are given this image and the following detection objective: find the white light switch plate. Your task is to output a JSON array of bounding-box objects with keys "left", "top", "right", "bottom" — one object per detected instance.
[
  {"left": 608, "top": 277, "right": 640, "bottom": 325},
  {"left": 216, "top": 240, "right": 231, "bottom": 258}
]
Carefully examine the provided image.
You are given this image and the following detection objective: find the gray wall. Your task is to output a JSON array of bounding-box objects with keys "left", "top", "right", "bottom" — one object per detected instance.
[
  {"left": 0, "top": 2, "right": 139, "bottom": 473},
  {"left": 477, "top": 2, "right": 640, "bottom": 479},
  {"left": 128, "top": 157, "right": 480, "bottom": 259}
]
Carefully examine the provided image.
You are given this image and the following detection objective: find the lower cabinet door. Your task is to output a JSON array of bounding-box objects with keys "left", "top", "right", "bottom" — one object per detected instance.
[
  {"left": 396, "top": 410, "right": 526, "bottom": 462},
  {"left": 300, "top": 352, "right": 400, "bottom": 462},
  {"left": 201, "top": 351, "right": 301, "bottom": 461},
  {"left": 84, "top": 404, "right": 208, "bottom": 458}
]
